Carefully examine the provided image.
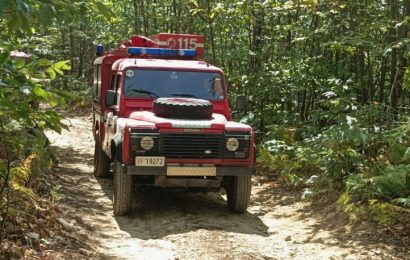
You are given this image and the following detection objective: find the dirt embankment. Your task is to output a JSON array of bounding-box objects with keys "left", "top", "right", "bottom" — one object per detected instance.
[{"left": 45, "top": 115, "right": 409, "bottom": 259}]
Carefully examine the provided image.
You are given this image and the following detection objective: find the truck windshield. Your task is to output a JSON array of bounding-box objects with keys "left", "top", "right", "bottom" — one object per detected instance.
[{"left": 123, "top": 70, "right": 225, "bottom": 100}]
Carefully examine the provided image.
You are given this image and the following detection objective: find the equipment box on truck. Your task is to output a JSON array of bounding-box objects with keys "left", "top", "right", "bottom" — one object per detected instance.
[{"left": 93, "top": 33, "right": 254, "bottom": 215}]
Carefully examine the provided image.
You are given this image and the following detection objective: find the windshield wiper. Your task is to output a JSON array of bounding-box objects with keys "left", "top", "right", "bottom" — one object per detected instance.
[
  {"left": 129, "top": 89, "right": 158, "bottom": 98},
  {"left": 171, "top": 93, "right": 198, "bottom": 98}
]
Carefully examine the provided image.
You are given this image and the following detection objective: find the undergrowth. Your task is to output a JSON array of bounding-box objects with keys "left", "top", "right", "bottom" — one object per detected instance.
[
  {"left": 0, "top": 43, "right": 69, "bottom": 258},
  {"left": 257, "top": 107, "right": 410, "bottom": 227},
  {"left": 0, "top": 130, "right": 64, "bottom": 258}
]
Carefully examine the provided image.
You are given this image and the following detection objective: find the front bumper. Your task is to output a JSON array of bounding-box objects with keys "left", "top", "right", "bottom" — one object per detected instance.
[{"left": 123, "top": 165, "right": 254, "bottom": 176}]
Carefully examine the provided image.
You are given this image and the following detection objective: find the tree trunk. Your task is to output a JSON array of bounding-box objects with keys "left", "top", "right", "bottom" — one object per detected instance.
[{"left": 133, "top": 0, "right": 140, "bottom": 34}]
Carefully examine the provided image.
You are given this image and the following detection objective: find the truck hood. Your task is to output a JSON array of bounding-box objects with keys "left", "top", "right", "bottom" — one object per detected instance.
[{"left": 128, "top": 111, "right": 251, "bottom": 131}]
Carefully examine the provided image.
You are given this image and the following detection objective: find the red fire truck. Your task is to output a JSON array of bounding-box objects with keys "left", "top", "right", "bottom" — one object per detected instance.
[{"left": 93, "top": 33, "right": 255, "bottom": 215}]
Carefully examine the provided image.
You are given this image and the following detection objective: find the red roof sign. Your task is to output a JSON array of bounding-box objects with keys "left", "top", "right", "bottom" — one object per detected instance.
[{"left": 150, "top": 33, "right": 205, "bottom": 57}]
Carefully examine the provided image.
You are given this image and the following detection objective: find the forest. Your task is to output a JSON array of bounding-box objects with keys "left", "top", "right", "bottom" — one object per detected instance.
[{"left": 0, "top": 0, "right": 410, "bottom": 258}]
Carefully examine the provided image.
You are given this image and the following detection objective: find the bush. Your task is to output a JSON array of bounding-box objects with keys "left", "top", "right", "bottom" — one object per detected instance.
[
  {"left": 0, "top": 44, "right": 68, "bottom": 243},
  {"left": 258, "top": 112, "right": 410, "bottom": 215}
]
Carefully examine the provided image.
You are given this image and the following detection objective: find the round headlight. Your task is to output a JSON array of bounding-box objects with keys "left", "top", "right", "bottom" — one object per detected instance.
[
  {"left": 140, "top": 136, "right": 154, "bottom": 150},
  {"left": 226, "top": 137, "right": 239, "bottom": 151}
]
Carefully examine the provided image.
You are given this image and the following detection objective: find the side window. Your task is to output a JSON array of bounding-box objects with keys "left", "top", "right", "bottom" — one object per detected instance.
[
  {"left": 109, "top": 74, "right": 122, "bottom": 91},
  {"left": 93, "top": 64, "right": 101, "bottom": 99},
  {"left": 116, "top": 76, "right": 122, "bottom": 105},
  {"left": 109, "top": 74, "right": 116, "bottom": 90},
  {"left": 116, "top": 75, "right": 121, "bottom": 91},
  {"left": 97, "top": 65, "right": 102, "bottom": 98},
  {"left": 108, "top": 74, "right": 122, "bottom": 106}
]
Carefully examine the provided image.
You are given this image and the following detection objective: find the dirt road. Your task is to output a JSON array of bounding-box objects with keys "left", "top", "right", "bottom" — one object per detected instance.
[{"left": 46, "top": 115, "right": 408, "bottom": 259}]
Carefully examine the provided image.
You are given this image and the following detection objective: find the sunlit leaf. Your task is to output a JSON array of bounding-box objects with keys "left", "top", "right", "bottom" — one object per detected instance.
[
  {"left": 33, "top": 85, "right": 50, "bottom": 100},
  {"left": 45, "top": 67, "right": 56, "bottom": 80},
  {"left": 94, "top": 2, "right": 113, "bottom": 22},
  {"left": 37, "top": 59, "right": 53, "bottom": 66}
]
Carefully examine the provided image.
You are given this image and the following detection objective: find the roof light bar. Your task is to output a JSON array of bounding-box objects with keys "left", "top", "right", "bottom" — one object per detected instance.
[{"left": 128, "top": 47, "right": 196, "bottom": 57}]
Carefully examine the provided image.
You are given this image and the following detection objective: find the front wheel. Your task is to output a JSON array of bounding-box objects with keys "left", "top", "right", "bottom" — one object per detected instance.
[
  {"left": 113, "top": 157, "right": 133, "bottom": 216},
  {"left": 226, "top": 176, "right": 252, "bottom": 213},
  {"left": 94, "top": 134, "right": 110, "bottom": 178}
]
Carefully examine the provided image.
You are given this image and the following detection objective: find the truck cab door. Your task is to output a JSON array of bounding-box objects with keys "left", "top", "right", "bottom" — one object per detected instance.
[{"left": 102, "top": 74, "right": 121, "bottom": 158}]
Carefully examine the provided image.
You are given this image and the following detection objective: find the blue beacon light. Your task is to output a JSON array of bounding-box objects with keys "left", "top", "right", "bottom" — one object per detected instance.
[
  {"left": 96, "top": 44, "right": 104, "bottom": 56},
  {"left": 127, "top": 47, "right": 196, "bottom": 57}
]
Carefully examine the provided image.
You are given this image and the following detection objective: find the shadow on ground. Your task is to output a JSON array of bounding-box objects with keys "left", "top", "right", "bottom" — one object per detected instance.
[
  {"left": 52, "top": 144, "right": 270, "bottom": 241},
  {"left": 100, "top": 179, "right": 270, "bottom": 240}
]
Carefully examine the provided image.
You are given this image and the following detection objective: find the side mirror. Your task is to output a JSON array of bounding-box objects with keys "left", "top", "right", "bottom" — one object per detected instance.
[
  {"left": 236, "top": 95, "right": 246, "bottom": 112},
  {"left": 105, "top": 90, "right": 117, "bottom": 106}
]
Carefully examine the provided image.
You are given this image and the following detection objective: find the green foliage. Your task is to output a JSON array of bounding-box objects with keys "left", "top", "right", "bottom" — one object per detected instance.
[
  {"left": 346, "top": 164, "right": 410, "bottom": 202},
  {"left": 0, "top": 45, "right": 67, "bottom": 243},
  {"left": 260, "top": 113, "right": 410, "bottom": 213},
  {"left": 368, "top": 200, "right": 396, "bottom": 225},
  {"left": 391, "top": 197, "right": 410, "bottom": 208},
  {"left": 0, "top": 0, "right": 90, "bottom": 245},
  {"left": 0, "top": 46, "right": 68, "bottom": 133}
]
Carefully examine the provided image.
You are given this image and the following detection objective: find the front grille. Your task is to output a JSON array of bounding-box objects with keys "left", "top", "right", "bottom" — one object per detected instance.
[{"left": 160, "top": 133, "right": 224, "bottom": 159}]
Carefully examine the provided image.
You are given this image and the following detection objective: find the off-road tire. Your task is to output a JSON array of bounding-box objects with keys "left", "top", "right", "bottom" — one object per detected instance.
[
  {"left": 94, "top": 134, "right": 110, "bottom": 178},
  {"left": 153, "top": 98, "right": 213, "bottom": 119},
  {"left": 226, "top": 176, "right": 252, "bottom": 213},
  {"left": 113, "top": 157, "right": 132, "bottom": 216}
]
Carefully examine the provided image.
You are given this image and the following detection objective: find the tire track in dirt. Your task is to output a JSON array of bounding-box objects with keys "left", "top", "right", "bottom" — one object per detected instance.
[{"left": 46, "top": 115, "right": 408, "bottom": 259}]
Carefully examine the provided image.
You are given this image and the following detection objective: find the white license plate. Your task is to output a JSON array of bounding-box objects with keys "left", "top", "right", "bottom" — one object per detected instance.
[
  {"left": 135, "top": 156, "right": 165, "bottom": 167},
  {"left": 167, "top": 167, "right": 216, "bottom": 176}
]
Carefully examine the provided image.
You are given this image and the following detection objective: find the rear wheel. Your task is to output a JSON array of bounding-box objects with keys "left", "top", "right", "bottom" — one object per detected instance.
[
  {"left": 113, "top": 157, "right": 132, "bottom": 216},
  {"left": 226, "top": 176, "right": 251, "bottom": 213},
  {"left": 94, "top": 134, "right": 110, "bottom": 178}
]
